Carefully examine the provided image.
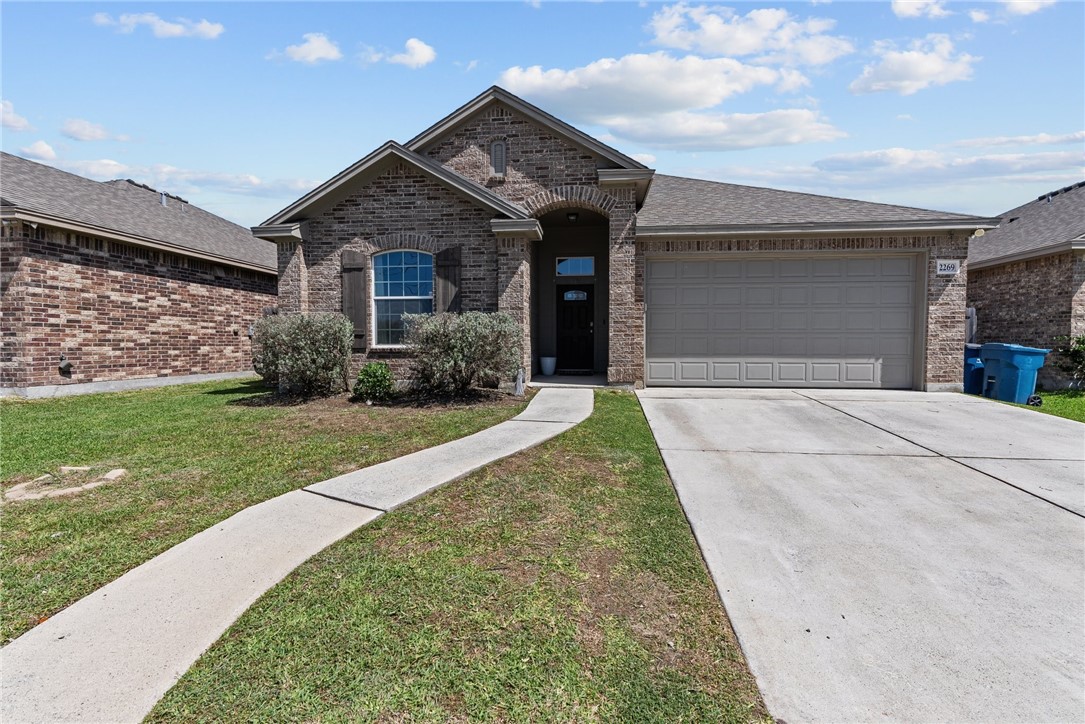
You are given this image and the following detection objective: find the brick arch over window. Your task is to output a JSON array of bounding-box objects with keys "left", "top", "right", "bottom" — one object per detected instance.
[
  {"left": 350, "top": 232, "right": 442, "bottom": 257},
  {"left": 523, "top": 186, "right": 616, "bottom": 219}
]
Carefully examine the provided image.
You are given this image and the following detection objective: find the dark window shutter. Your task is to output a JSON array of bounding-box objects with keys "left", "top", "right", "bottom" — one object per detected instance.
[
  {"left": 341, "top": 250, "right": 367, "bottom": 351},
  {"left": 435, "top": 247, "right": 461, "bottom": 313}
]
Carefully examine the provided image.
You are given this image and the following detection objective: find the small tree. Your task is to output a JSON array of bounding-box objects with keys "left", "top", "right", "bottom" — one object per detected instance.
[
  {"left": 353, "top": 361, "right": 396, "bottom": 403},
  {"left": 252, "top": 313, "right": 354, "bottom": 396},
  {"left": 403, "top": 312, "right": 522, "bottom": 397},
  {"left": 1053, "top": 334, "right": 1085, "bottom": 387}
]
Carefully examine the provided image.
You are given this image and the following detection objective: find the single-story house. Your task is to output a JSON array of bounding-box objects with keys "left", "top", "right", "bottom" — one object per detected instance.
[
  {"left": 968, "top": 181, "right": 1085, "bottom": 389},
  {"left": 254, "top": 87, "right": 998, "bottom": 391},
  {"left": 0, "top": 152, "right": 277, "bottom": 397}
]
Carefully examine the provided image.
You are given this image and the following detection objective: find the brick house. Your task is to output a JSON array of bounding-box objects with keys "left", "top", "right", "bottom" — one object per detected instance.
[
  {"left": 1, "top": 152, "right": 277, "bottom": 397},
  {"left": 968, "top": 181, "right": 1085, "bottom": 389},
  {"left": 255, "top": 87, "right": 998, "bottom": 391}
]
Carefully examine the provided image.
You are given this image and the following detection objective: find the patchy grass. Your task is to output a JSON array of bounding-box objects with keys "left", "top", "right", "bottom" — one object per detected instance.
[
  {"left": 1028, "top": 389, "right": 1085, "bottom": 423},
  {"left": 150, "top": 391, "right": 768, "bottom": 723},
  {"left": 1, "top": 378, "right": 528, "bottom": 642}
]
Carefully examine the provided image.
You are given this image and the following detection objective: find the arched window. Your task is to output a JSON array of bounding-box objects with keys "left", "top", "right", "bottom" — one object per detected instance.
[
  {"left": 372, "top": 250, "right": 433, "bottom": 345},
  {"left": 490, "top": 140, "right": 507, "bottom": 177}
]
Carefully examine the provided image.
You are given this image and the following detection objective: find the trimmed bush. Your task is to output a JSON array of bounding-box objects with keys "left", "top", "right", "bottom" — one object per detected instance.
[
  {"left": 403, "top": 312, "right": 522, "bottom": 397},
  {"left": 353, "top": 362, "right": 396, "bottom": 402},
  {"left": 252, "top": 313, "right": 354, "bottom": 396},
  {"left": 1054, "top": 334, "right": 1085, "bottom": 387}
]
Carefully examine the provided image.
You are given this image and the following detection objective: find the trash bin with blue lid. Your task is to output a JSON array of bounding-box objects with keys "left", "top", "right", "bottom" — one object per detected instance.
[
  {"left": 963, "top": 344, "right": 985, "bottom": 395},
  {"left": 979, "top": 343, "right": 1050, "bottom": 404}
]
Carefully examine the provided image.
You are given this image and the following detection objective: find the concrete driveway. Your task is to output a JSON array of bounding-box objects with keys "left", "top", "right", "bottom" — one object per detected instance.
[{"left": 638, "top": 388, "right": 1085, "bottom": 723}]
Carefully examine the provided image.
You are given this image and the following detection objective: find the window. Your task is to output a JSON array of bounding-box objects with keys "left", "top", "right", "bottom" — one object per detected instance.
[
  {"left": 490, "top": 140, "right": 507, "bottom": 177},
  {"left": 373, "top": 250, "right": 433, "bottom": 345},
  {"left": 563, "top": 290, "right": 588, "bottom": 301},
  {"left": 556, "top": 256, "right": 594, "bottom": 276}
]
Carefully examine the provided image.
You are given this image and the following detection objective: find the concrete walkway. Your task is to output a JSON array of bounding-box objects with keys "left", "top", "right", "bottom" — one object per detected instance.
[
  {"left": 2, "top": 388, "right": 593, "bottom": 724},
  {"left": 638, "top": 388, "right": 1085, "bottom": 723}
]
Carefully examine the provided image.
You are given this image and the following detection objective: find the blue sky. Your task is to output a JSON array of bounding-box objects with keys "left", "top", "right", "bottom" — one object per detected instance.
[{"left": 3, "top": 1, "right": 1082, "bottom": 226}]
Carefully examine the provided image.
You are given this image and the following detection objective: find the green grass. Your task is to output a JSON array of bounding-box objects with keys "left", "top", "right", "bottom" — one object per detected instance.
[
  {"left": 1, "top": 378, "right": 527, "bottom": 642},
  {"left": 149, "top": 391, "right": 767, "bottom": 723},
  {"left": 1029, "top": 389, "right": 1085, "bottom": 423}
]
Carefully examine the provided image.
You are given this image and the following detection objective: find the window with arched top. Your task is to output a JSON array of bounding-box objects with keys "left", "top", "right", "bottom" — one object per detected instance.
[
  {"left": 490, "top": 140, "right": 507, "bottom": 177},
  {"left": 372, "top": 250, "right": 433, "bottom": 345}
]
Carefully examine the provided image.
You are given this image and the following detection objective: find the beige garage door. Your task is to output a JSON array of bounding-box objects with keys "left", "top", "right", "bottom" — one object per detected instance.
[{"left": 645, "top": 255, "right": 918, "bottom": 388}]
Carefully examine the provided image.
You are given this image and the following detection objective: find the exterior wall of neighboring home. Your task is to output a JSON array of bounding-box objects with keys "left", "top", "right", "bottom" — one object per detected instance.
[
  {"left": 637, "top": 232, "right": 971, "bottom": 390},
  {"left": 0, "top": 223, "right": 276, "bottom": 391},
  {"left": 968, "top": 251, "right": 1080, "bottom": 388}
]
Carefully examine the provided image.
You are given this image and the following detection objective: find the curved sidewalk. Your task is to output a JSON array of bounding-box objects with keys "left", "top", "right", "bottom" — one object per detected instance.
[{"left": 2, "top": 388, "right": 594, "bottom": 724}]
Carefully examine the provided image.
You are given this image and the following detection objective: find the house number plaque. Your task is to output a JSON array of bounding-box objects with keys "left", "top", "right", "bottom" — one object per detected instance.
[{"left": 936, "top": 259, "right": 961, "bottom": 276}]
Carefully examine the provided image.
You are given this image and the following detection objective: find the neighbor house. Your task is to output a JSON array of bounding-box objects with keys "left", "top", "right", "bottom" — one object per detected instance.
[
  {"left": 968, "top": 181, "right": 1085, "bottom": 389},
  {"left": 0, "top": 152, "right": 277, "bottom": 396},
  {"left": 254, "top": 87, "right": 998, "bottom": 391}
]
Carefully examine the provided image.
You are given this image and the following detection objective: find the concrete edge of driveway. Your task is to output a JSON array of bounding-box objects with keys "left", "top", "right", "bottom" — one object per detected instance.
[{"left": 1, "top": 387, "right": 595, "bottom": 724}]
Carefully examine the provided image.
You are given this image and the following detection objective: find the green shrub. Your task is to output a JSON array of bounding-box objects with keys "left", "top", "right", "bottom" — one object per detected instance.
[
  {"left": 252, "top": 313, "right": 354, "bottom": 396},
  {"left": 353, "top": 362, "right": 396, "bottom": 402},
  {"left": 403, "top": 312, "right": 522, "bottom": 397},
  {"left": 1053, "top": 334, "right": 1085, "bottom": 386}
]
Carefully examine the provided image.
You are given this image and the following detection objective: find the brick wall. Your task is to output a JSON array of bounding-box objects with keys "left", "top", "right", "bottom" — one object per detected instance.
[
  {"left": 637, "top": 233, "right": 969, "bottom": 390},
  {"left": 968, "top": 251, "right": 1076, "bottom": 388},
  {"left": 1, "top": 224, "right": 276, "bottom": 390}
]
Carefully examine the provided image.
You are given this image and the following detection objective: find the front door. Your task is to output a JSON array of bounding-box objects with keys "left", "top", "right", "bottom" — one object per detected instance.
[{"left": 557, "top": 285, "right": 594, "bottom": 372}]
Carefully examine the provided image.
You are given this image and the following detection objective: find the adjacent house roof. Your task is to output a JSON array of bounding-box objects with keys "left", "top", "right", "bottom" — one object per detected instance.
[
  {"left": 258, "top": 141, "right": 529, "bottom": 230},
  {"left": 405, "top": 86, "right": 650, "bottom": 172},
  {"left": 968, "top": 181, "right": 1085, "bottom": 269},
  {"left": 637, "top": 174, "right": 998, "bottom": 237},
  {"left": 0, "top": 152, "right": 275, "bottom": 272}
]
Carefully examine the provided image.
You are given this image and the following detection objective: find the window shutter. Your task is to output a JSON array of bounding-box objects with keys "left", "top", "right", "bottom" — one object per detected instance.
[
  {"left": 341, "top": 249, "right": 367, "bottom": 351},
  {"left": 435, "top": 247, "right": 461, "bottom": 313}
]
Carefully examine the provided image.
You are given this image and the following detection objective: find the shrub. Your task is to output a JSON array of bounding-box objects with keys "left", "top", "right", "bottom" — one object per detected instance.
[
  {"left": 1053, "top": 334, "right": 1085, "bottom": 386},
  {"left": 252, "top": 313, "right": 354, "bottom": 396},
  {"left": 353, "top": 362, "right": 396, "bottom": 402},
  {"left": 403, "top": 312, "right": 522, "bottom": 397}
]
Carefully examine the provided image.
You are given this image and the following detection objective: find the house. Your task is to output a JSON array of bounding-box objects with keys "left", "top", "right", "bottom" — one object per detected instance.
[
  {"left": 254, "top": 87, "right": 998, "bottom": 390},
  {"left": 0, "top": 152, "right": 277, "bottom": 397},
  {"left": 967, "top": 181, "right": 1085, "bottom": 389}
]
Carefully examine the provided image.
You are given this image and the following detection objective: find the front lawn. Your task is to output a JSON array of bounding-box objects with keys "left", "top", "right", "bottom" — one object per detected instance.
[
  {"left": 1, "top": 379, "right": 528, "bottom": 642},
  {"left": 1033, "top": 390, "right": 1085, "bottom": 423},
  {"left": 150, "top": 391, "right": 768, "bottom": 722}
]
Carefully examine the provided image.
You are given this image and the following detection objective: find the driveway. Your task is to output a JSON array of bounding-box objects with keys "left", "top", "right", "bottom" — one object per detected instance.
[{"left": 638, "top": 388, "right": 1084, "bottom": 723}]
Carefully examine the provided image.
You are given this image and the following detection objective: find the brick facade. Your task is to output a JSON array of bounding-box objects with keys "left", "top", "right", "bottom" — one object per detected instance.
[
  {"left": 968, "top": 251, "right": 1084, "bottom": 388},
  {"left": 1, "top": 224, "right": 276, "bottom": 390}
]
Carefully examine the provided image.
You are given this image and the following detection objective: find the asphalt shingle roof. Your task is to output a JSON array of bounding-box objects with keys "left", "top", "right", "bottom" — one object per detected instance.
[
  {"left": 638, "top": 174, "right": 986, "bottom": 228},
  {"left": 1, "top": 152, "right": 275, "bottom": 271},
  {"left": 968, "top": 181, "right": 1085, "bottom": 265}
]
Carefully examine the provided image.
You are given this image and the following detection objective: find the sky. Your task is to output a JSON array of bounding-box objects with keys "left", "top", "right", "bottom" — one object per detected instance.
[{"left": 2, "top": 1, "right": 1082, "bottom": 227}]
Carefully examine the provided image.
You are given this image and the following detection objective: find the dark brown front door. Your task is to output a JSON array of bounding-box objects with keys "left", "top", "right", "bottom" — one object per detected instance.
[{"left": 557, "top": 285, "right": 594, "bottom": 372}]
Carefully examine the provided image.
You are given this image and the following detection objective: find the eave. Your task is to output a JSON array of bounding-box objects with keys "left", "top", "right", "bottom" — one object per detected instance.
[
  {"left": 0, "top": 206, "right": 276, "bottom": 274},
  {"left": 636, "top": 217, "right": 1001, "bottom": 240},
  {"left": 491, "top": 218, "right": 543, "bottom": 241},
  {"left": 598, "top": 169, "right": 655, "bottom": 210},
  {"left": 251, "top": 221, "right": 309, "bottom": 243},
  {"left": 968, "top": 239, "right": 1085, "bottom": 270}
]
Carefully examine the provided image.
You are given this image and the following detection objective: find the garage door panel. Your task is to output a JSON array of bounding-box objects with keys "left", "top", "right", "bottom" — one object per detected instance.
[{"left": 646, "top": 256, "right": 917, "bottom": 388}]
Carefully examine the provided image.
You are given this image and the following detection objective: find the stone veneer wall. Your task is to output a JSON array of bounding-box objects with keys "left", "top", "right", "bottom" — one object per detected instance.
[
  {"left": 968, "top": 251, "right": 1081, "bottom": 388},
  {"left": 637, "top": 232, "right": 970, "bottom": 390},
  {"left": 1, "top": 223, "right": 276, "bottom": 390}
]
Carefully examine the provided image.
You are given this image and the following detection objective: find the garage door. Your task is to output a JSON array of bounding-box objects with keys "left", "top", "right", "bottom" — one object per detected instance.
[{"left": 645, "top": 255, "right": 918, "bottom": 388}]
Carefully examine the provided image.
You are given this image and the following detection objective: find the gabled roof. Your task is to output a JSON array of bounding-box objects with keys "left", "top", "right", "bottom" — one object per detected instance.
[
  {"left": 637, "top": 174, "right": 998, "bottom": 236},
  {"left": 405, "top": 86, "right": 649, "bottom": 172},
  {"left": 258, "top": 141, "right": 528, "bottom": 230},
  {"left": 0, "top": 152, "right": 275, "bottom": 272},
  {"left": 968, "top": 181, "right": 1085, "bottom": 269}
]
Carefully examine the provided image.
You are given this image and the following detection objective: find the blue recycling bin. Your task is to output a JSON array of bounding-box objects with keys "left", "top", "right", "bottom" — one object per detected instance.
[
  {"left": 963, "top": 344, "right": 985, "bottom": 395},
  {"left": 979, "top": 343, "right": 1050, "bottom": 404}
]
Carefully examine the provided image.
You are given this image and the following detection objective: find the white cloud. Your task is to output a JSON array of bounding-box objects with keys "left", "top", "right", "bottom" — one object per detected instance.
[
  {"left": 631, "top": 153, "right": 657, "bottom": 165},
  {"left": 849, "top": 34, "right": 978, "bottom": 95},
  {"left": 1, "top": 100, "right": 31, "bottom": 131},
  {"left": 19, "top": 141, "right": 56, "bottom": 161},
  {"left": 897, "top": 114, "right": 915, "bottom": 121},
  {"left": 953, "top": 131, "right": 1085, "bottom": 148},
  {"left": 93, "top": 12, "right": 224, "bottom": 39},
  {"left": 387, "top": 38, "right": 436, "bottom": 69},
  {"left": 891, "top": 1, "right": 952, "bottom": 19},
  {"left": 61, "top": 118, "right": 128, "bottom": 142},
  {"left": 648, "top": 3, "right": 854, "bottom": 66},
  {"left": 968, "top": 9, "right": 990, "bottom": 22},
  {"left": 64, "top": 158, "right": 131, "bottom": 179},
  {"left": 60, "top": 158, "right": 315, "bottom": 198},
  {"left": 601, "top": 108, "right": 845, "bottom": 150},
  {"left": 1000, "top": 0, "right": 1056, "bottom": 15},
  {"left": 812, "top": 148, "right": 1083, "bottom": 182},
  {"left": 277, "top": 33, "right": 343, "bottom": 64}
]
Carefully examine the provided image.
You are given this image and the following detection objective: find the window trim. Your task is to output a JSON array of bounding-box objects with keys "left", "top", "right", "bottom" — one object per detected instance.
[
  {"left": 370, "top": 249, "right": 435, "bottom": 348},
  {"left": 555, "top": 256, "right": 595, "bottom": 277}
]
